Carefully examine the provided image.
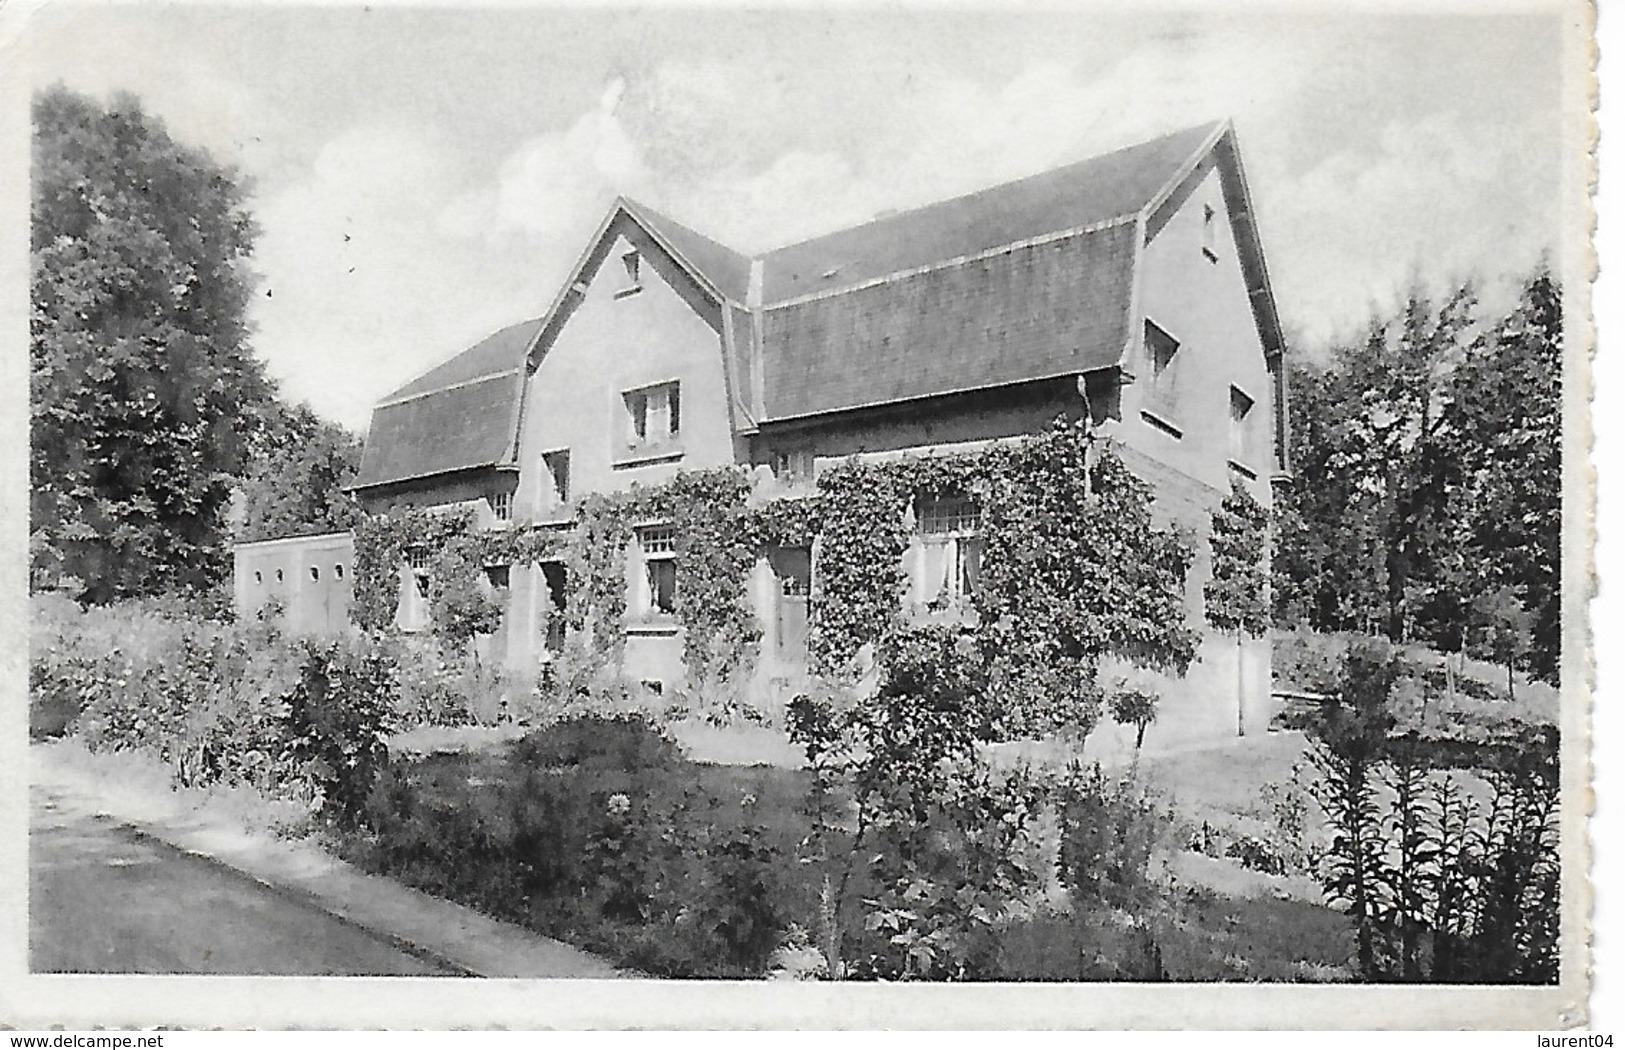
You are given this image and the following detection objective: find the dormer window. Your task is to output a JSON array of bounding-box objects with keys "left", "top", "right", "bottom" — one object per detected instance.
[{"left": 616, "top": 251, "right": 643, "bottom": 298}]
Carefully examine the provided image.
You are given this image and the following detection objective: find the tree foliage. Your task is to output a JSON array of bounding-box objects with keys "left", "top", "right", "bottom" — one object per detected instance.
[
  {"left": 237, "top": 401, "right": 364, "bottom": 543},
  {"left": 31, "top": 86, "right": 275, "bottom": 602},
  {"left": 1274, "top": 268, "right": 1562, "bottom": 683}
]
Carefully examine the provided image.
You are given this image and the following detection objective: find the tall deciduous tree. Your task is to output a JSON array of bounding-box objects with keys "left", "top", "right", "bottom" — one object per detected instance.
[
  {"left": 31, "top": 86, "right": 273, "bottom": 602},
  {"left": 238, "top": 402, "right": 364, "bottom": 543},
  {"left": 1273, "top": 267, "right": 1561, "bottom": 684},
  {"left": 1444, "top": 270, "right": 1562, "bottom": 683}
]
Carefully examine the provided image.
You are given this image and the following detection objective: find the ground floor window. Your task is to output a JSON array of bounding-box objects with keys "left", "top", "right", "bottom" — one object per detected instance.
[
  {"left": 540, "top": 561, "right": 568, "bottom": 653},
  {"left": 636, "top": 524, "right": 678, "bottom": 617},
  {"left": 914, "top": 496, "right": 984, "bottom": 608}
]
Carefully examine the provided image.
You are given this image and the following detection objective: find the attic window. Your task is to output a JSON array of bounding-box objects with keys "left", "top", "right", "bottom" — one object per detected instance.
[
  {"left": 616, "top": 251, "right": 643, "bottom": 298},
  {"left": 1202, "top": 204, "right": 1219, "bottom": 263}
]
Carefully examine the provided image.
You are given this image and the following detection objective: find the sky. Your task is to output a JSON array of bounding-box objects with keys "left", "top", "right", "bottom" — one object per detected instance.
[{"left": 19, "top": 2, "right": 1574, "bottom": 434}]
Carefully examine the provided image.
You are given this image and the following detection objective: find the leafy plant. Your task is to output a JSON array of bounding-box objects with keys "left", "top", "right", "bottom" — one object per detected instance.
[
  {"left": 1107, "top": 683, "right": 1160, "bottom": 749},
  {"left": 1207, "top": 480, "right": 1271, "bottom": 734},
  {"left": 283, "top": 638, "right": 398, "bottom": 825}
]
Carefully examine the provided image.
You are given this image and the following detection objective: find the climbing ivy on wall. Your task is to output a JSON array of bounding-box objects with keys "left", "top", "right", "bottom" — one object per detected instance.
[
  {"left": 427, "top": 534, "right": 504, "bottom": 655},
  {"left": 666, "top": 469, "right": 759, "bottom": 686},
  {"left": 805, "top": 461, "right": 910, "bottom": 678},
  {"left": 803, "top": 452, "right": 986, "bottom": 678},
  {"left": 347, "top": 419, "right": 1206, "bottom": 741},
  {"left": 974, "top": 421, "right": 1199, "bottom": 738},
  {"left": 351, "top": 507, "right": 477, "bottom": 633},
  {"left": 1206, "top": 480, "right": 1272, "bottom": 638}
]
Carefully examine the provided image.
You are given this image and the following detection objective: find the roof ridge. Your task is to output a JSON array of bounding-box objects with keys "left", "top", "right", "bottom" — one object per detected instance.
[
  {"left": 374, "top": 317, "right": 543, "bottom": 405},
  {"left": 758, "top": 120, "right": 1225, "bottom": 258},
  {"left": 761, "top": 212, "right": 1139, "bottom": 312},
  {"left": 373, "top": 367, "right": 524, "bottom": 410}
]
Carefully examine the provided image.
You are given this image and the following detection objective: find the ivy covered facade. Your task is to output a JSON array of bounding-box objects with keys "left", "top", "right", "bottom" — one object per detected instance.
[{"left": 233, "top": 119, "right": 1290, "bottom": 754}]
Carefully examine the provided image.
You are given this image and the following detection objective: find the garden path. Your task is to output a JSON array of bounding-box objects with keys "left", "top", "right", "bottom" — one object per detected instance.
[{"left": 29, "top": 742, "right": 624, "bottom": 979}]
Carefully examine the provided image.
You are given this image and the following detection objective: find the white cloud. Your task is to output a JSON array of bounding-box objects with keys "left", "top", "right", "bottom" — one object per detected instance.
[
  {"left": 250, "top": 124, "right": 543, "bottom": 432},
  {"left": 1272, "top": 112, "right": 1555, "bottom": 344},
  {"left": 443, "top": 77, "right": 647, "bottom": 243}
]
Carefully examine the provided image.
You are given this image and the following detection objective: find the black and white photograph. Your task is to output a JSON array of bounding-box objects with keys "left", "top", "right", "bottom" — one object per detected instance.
[{"left": 0, "top": 0, "right": 1599, "bottom": 1031}]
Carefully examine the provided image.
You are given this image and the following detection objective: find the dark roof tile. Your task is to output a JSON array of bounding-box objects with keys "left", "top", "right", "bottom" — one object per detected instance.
[
  {"left": 761, "top": 222, "right": 1138, "bottom": 420},
  {"left": 760, "top": 122, "right": 1219, "bottom": 304},
  {"left": 355, "top": 320, "right": 540, "bottom": 489},
  {"left": 380, "top": 318, "right": 542, "bottom": 403}
]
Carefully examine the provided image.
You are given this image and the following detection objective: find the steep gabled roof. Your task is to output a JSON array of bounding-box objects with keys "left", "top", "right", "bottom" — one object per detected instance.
[
  {"left": 357, "top": 121, "right": 1288, "bottom": 487},
  {"left": 353, "top": 319, "right": 540, "bottom": 490},
  {"left": 760, "top": 219, "right": 1140, "bottom": 420},
  {"left": 623, "top": 198, "right": 752, "bottom": 305},
  {"left": 759, "top": 122, "right": 1222, "bottom": 305}
]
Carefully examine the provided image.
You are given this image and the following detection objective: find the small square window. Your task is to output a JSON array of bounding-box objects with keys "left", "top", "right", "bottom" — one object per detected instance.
[
  {"left": 770, "top": 448, "right": 814, "bottom": 483},
  {"left": 917, "top": 496, "right": 981, "bottom": 536},
  {"left": 638, "top": 524, "right": 678, "bottom": 555},
  {"left": 484, "top": 564, "right": 511, "bottom": 590},
  {"left": 623, "top": 382, "right": 680, "bottom": 450}
]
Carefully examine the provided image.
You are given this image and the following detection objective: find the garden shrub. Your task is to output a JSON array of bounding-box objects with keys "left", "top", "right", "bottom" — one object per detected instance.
[
  {"left": 511, "top": 712, "right": 681, "bottom": 771},
  {"left": 284, "top": 638, "right": 399, "bottom": 825},
  {"left": 1106, "top": 683, "right": 1160, "bottom": 749},
  {"left": 32, "top": 597, "right": 400, "bottom": 815},
  {"left": 1058, "top": 763, "right": 1170, "bottom": 915},
  {"left": 351, "top": 716, "right": 802, "bottom": 978},
  {"left": 789, "top": 626, "right": 1051, "bottom": 981}
]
